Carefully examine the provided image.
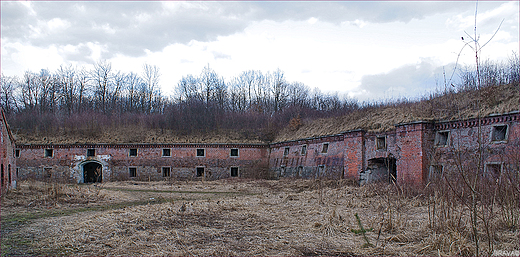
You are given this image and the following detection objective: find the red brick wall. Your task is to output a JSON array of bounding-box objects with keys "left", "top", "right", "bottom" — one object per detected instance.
[
  {"left": 17, "top": 144, "right": 268, "bottom": 182},
  {"left": 14, "top": 112, "right": 519, "bottom": 186},
  {"left": 395, "top": 122, "right": 431, "bottom": 185},
  {"left": 0, "top": 109, "right": 16, "bottom": 192},
  {"left": 343, "top": 130, "right": 364, "bottom": 180},
  {"left": 431, "top": 112, "right": 520, "bottom": 181},
  {"left": 269, "top": 135, "right": 345, "bottom": 179}
]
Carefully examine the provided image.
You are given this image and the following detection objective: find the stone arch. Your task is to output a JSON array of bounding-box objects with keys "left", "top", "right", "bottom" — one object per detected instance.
[{"left": 82, "top": 161, "right": 103, "bottom": 183}]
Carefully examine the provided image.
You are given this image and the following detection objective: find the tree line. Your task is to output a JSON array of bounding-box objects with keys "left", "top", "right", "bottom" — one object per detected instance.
[
  {"left": 0, "top": 62, "right": 360, "bottom": 140},
  {"left": 1, "top": 55, "right": 517, "bottom": 140}
]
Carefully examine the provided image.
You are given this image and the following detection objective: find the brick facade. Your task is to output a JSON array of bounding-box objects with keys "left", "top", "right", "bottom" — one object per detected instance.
[
  {"left": 0, "top": 108, "right": 16, "bottom": 193},
  {"left": 268, "top": 134, "right": 346, "bottom": 179},
  {"left": 17, "top": 144, "right": 268, "bottom": 182},
  {"left": 268, "top": 111, "right": 519, "bottom": 186},
  {"left": 15, "top": 111, "right": 519, "bottom": 186}
]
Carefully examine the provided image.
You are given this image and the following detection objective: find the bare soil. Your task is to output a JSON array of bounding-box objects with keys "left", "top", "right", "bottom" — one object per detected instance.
[{"left": 1, "top": 179, "right": 518, "bottom": 256}]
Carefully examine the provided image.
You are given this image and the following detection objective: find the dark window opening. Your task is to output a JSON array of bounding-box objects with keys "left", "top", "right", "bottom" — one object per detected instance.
[
  {"left": 162, "top": 148, "right": 171, "bottom": 157},
  {"left": 44, "top": 167, "right": 52, "bottom": 179},
  {"left": 196, "top": 167, "right": 205, "bottom": 177},
  {"left": 197, "top": 148, "right": 205, "bottom": 157},
  {"left": 129, "top": 148, "right": 138, "bottom": 157},
  {"left": 87, "top": 149, "right": 96, "bottom": 157},
  {"left": 492, "top": 125, "right": 508, "bottom": 142},
  {"left": 45, "top": 149, "right": 54, "bottom": 158},
  {"left": 435, "top": 131, "right": 450, "bottom": 146},
  {"left": 15, "top": 149, "right": 20, "bottom": 158},
  {"left": 230, "top": 167, "right": 239, "bottom": 177},
  {"left": 83, "top": 162, "right": 102, "bottom": 183},
  {"left": 129, "top": 167, "right": 137, "bottom": 177},
  {"left": 230, "top": 148, "right": 239, "bottom": 157},
  {"left": 376, "top": 136, "right": 386, "bottom": 150},
  {"left": 162, "top": 167, "right": 171, "bottom": 177},
  {"left": 301, "top": 145, "right": 307, "bottom": 155},
  {"left": 485, "top": 163, "right": 502, "bottom": 180},
  {"left": 283, "top": 147, "right": 289, "bottom": 156},
  {"left": 322, "top": 143, "right": 329, "bottom": 153},
  {"left": 318, "top": 165, "right": 325, "bottom": 177},
  {"left": 8, "top": 164, "right": 11, "bottom": 184}
]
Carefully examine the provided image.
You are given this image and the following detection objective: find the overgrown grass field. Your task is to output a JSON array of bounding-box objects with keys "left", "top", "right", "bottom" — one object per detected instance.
[{"left": 1, "top": 179, "right": 518, "bottom": 256}]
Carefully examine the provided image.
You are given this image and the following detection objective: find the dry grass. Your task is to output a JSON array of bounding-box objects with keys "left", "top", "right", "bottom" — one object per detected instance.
[
  {"left": 15, "top": 127, "right": 267, "bottom": 145},
  {"left": 274, "top": 83, "right": 519, "bottom": 142},
  {"left": 2, "top": 179, "right": 517, "bottom": 256}
]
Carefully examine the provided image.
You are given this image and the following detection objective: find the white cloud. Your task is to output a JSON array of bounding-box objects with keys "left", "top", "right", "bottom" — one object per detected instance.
[
  {"left": 1, "top": 1, "right": 518, "bottom": 102},
  {"left": 307, "top": 17, "right": 318, "bottom": 25}
]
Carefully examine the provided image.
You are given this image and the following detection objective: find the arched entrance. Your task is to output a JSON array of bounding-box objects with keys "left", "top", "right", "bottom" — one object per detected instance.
[{"left": 83, "top": 162, "right": 102, "bottom": 183}]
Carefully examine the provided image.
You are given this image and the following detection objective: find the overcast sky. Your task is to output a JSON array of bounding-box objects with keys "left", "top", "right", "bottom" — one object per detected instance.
[{"left": 1, "top": 1, "right": 518, "bottom": 101}]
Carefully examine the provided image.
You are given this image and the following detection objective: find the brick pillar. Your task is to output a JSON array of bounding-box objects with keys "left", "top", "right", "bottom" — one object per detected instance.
[
  {"left": 395, "top": 121, "right": 433, "bottom": 186},
  {"left": 343, "top": 129, "right": 365, "bottom": 181}
]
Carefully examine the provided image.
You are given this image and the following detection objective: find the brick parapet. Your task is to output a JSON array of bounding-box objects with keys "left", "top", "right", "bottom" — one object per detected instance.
[
  {"left": 434, "top": 111, "right": 519, "bottom": 130},
  {"left": 18, "top": 143, "right": 268, "bottom": 149},
  {"left": 269, "top": 134, "right": 344, "bottom": 148}
]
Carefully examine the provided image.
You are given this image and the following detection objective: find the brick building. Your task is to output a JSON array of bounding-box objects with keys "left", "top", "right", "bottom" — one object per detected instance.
[
  {"left": 15, "top": 111, "right": 519, "bottom": 185},
  {"left": 16, "top": 143, "right": 268, "bottom": 183},
  {"left": 268, "top": 111, "right": 519, "bottom": 185},
  {"left": 0, "top": 108, "right": 16, "bottom": 193}
]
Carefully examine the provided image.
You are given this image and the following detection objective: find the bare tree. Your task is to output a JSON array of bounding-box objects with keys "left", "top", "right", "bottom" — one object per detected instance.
[
  {"left": 0, "top": 74, "right": 18, "bottom": 114},
  {"left": 141, "top": 64, "right": 161, "bottom": 113},
  {"left": 175, "top": 74, "right": 201, "bottom": 102},
  {"left": 90, "top": 60, "right": 113, "bottom": 113},
  {"left": 270, "top": 68, "right": 288, "bottom": 113},
  {"left": 56, "top": 65, "right": 77, "bottom": 115},
  {"left": 76, "top": 67, "right": 89, "bottom": 113}
]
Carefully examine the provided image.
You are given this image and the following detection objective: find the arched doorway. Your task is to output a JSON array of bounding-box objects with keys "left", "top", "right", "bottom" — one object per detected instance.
[{"left": 83, "top": 162, "right": 102, "bottom": 183}]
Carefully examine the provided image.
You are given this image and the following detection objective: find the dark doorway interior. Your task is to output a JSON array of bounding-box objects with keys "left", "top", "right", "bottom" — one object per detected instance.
[
  {"left": 360, "top": 157, "right": 397, "bottom": 185},
  {"left": 84, "top": 162, "right": 102, "bottom": 183},
  {"left": 196, "top": 167, "right": 204, "bottom": 177},
  {"left": 387, "top": 157, "right": 397, "bottom": 183}
]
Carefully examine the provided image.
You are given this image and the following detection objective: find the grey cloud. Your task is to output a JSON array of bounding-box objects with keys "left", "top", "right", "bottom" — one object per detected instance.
[
  {"left": 247, "top": 1, "right": 473, "bottom": 24},
  {"left": 1, "top": 1, "right": 506, "bottom": 61},
  {"left": 1, "top": 2, "right": 37, "bottom": 40},
  {"left": 62, "top": 44, "right": 94, "bottom": 63},
  {"left": 356, "top": 60, "right": 455, "bottom": 101},
  {"left": 2, "top": 1, "right": 247, "bottom": 59}
]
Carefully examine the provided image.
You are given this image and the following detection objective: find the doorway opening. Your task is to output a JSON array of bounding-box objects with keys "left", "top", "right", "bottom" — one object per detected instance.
[
  {"left": 83, "top": 162, "right": 102, "bottom": 183},
  {"left": 360, "top": 157, "right": 397, "bottom": 185}
]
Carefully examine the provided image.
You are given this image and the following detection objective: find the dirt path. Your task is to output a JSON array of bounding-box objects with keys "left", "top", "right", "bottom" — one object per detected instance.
[{"left": 1, "top": 181, "right": 259, "bottom": 256}]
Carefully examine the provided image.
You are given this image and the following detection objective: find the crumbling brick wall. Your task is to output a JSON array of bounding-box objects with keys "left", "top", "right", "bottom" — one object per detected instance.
[
  {"left": 430, "top": 112, "right": 519, "bottom": 182},
  {"left": 0, "top": 108, "right": 16, "bottom": 192},
  {"left": 269, "top": 134, "right": 345, "bottom": 180},
  {"left": 14, "top": 111, "right": 519, "bottom": 186},
  {"left": 17, "top": 143, "right": 268, "bottom": 182}
]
